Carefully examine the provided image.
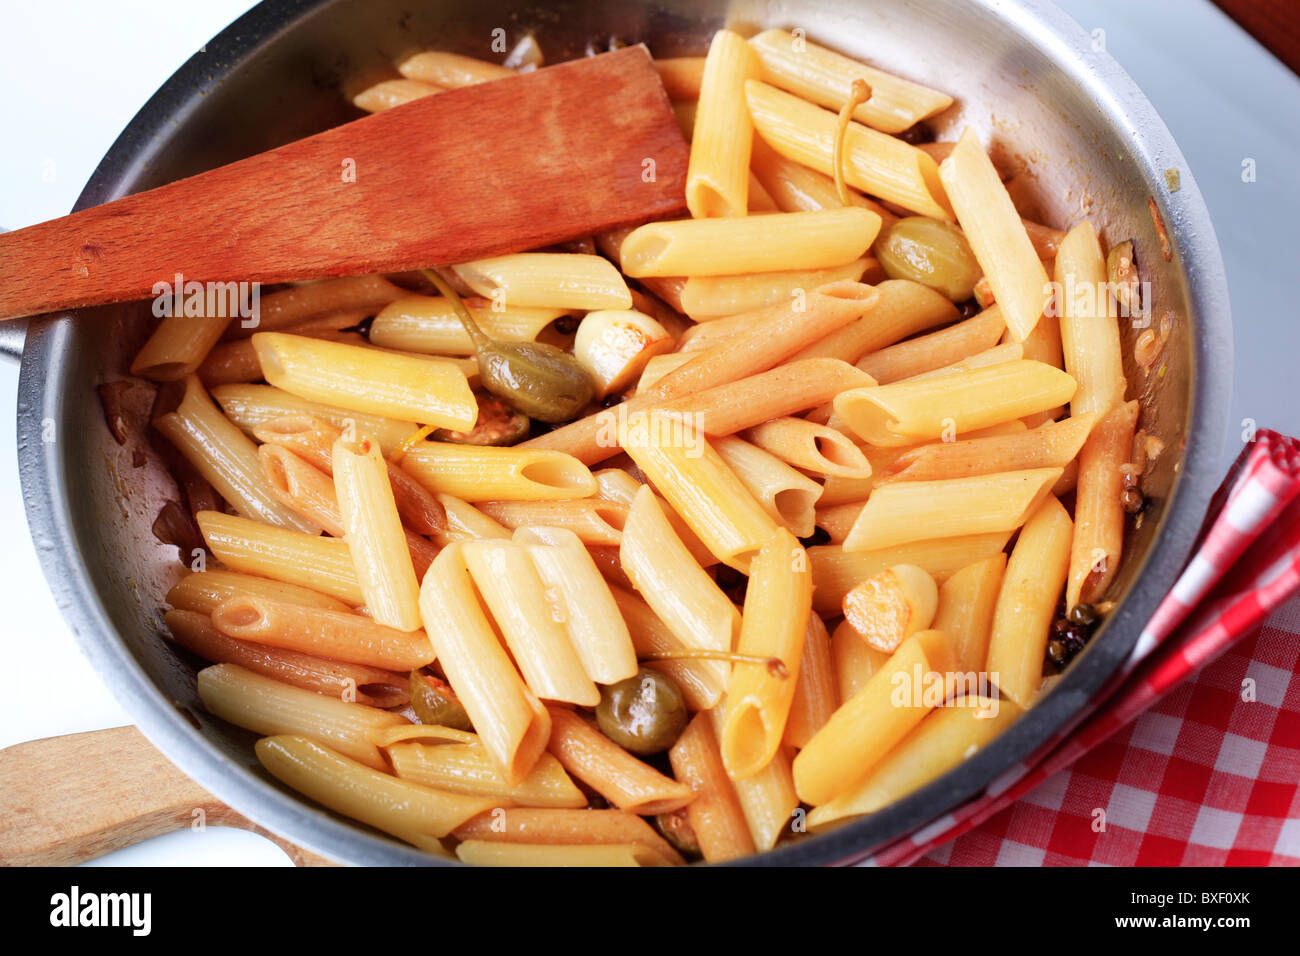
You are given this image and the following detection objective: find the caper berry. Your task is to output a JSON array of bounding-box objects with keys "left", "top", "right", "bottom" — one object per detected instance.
[
  {"left": 433, "top": 390, "right": 529, "bottom": 446},
  {"left": 476, "top": 340, "right": 595, "bottom": 423},
  {"left": 422, "top": 268, "right": 596, "bottom": 423},
  {"left": 1047, "top": 639, "right": 1067, "bottom": 665},
  {"left": 1121, "top": 486, "right": 1145, "bottom": 514},
  {"left": 409, "top": 670, "right": 473, "bottom": 730},
  {"left": 1067, "top": 603, "right": 1100, "bottom": 627},
  {"left": 654, "top": 809, "right": 702, "bottom": 860},
  {"left": 595, "top": 667, "right": 688, "bottom": 756},
  {"left": 876, "top": 217, "right": 982, "bottom": 302}
]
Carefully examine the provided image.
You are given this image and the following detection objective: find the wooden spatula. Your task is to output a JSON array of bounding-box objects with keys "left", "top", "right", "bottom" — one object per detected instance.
[
  {"left": 0, "top": 46, "right": 688, "bottom": 322},
  {"left": 0, "top": 726, "right": 339, "bottom": 866}
]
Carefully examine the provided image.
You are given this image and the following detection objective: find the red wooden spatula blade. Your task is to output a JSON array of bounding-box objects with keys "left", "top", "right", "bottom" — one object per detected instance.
[{"left": 0, "top": 45, "right": 688, "bottom": 321}]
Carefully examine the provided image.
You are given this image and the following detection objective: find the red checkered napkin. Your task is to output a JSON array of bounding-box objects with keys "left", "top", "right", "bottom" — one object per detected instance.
[{"left": 866, "top": 429, "right": 1300, "bottom": 866}]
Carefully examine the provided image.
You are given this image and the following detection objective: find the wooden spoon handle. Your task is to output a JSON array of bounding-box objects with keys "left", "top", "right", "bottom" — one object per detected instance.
[
  {"left": 0, "top": 726, "right": 337, "bottom": 866},
  {"left": 0, "top": 45, "right": 687, "bottom": 321}
]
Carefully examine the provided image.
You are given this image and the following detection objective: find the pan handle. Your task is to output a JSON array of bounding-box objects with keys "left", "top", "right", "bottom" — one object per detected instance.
[
  {"left": 0, "top": 317, "right": 27, "bottom": 362},
  {"left": 0, "top": 725, "right": 339, "bottom": 866}
]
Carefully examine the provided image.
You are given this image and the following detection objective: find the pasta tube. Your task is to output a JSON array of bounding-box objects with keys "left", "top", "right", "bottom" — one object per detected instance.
[
  {"left": 986, "top": 495, "right": 1073, "bottom": 709},
  {"left": 687, "top": 30, "right": 760, "bottom": 217},
  {"left": 792, "top": 629, "right": 954, "bottom": 806},
  {"left": 745, "top": 80, "right": 952, "bottom": 219},
  {"left": 938, "top": 129, "right": 1051, "bottom": 341},
  {"left": 419, "top": 543, "right": 552, "bottom": 784},
  {"left": 841, "top": 468, "right": 1062, "bottom": 552},
  {"left": 721, "top": 529, "right": 812, "bottom": 779},
  {"left": 452, "top": 253, "right": 632, "bottom": 311},
  {"left": 252, "top": 333, "right": 476, "bottom": 431},
  {"left": 832, "top": 360, "right": 1077, "bottom": 446},
  {"left": 620, "top": 208, "right": 880, "bottom": 277}
]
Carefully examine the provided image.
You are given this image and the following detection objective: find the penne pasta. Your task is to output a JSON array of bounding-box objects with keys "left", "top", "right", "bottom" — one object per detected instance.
[
  {"left": 830, "top": 619, "right": 892, "bottom": 703},
  {"left": 452, "top": 253, "right": 632, "bottom": 311},
  {"left": 197, "top": 663, "right": 406, "bottom": 770},
  {"left": 745, "top": 80, "right": 952, "bottom": 220},
  {"left": 462, "top": 540, "right": 599, "bottom": 706},
  {"left": 938, "top": 129, "right": 1051, "bottom": 341},
  {"left": 1055, "top": 221, "right": 1127, "bottom": 418},
  {"left": 546, "top": 707, "right": 695, "bottom": 814},
  {"left": 749, "top": 134, "right": 899, "bottom": 226},
  {"left": 369, "top": 295, "right": 564, "bottom": 356},
  {"left": 784, "top": 614, "right": 839, "bottom": 750},
  {"left": 748, "top": 29, "right": 954, "bottom": 134},
  {"left": 710, "top": 707, "right": 799, "bottom": 852},
  {"left": 214, "top": 384, "right": 417, "bottom": 456},
  {"left": 166, "top": 610, "right": 406, "bottom": 708},
  {"left": 832, "top": 360, "right": 1077, "bottom": 446},
  {"left": 620, "top": 208, "right": 880, "bottom": 277},
  {"left": 432, "top": 493, "right": 513, "bottom": 544},
  {"left": 668, "top": 713, "right": 756, "bottom": 862},
  {"left": 453, "top": 807, "right": 685, "bottom": 864},
  {"left": 881, "top": 413, "right": 1095, "bottom": 484},
  {"left": 252, "top": 333, "right": 477, "bottom": 431},
  {"left": 386, "top": 741, "right": 586, "bottom": 809},
  {"left": 478, "top": 498, "right": 626, "bottom": 546},
  {"left": 197, "top": 510, "right": 363, "bottom": 605},
  {"left": 856, "top": 306, "right": 1006, "bottom": 384},
  {"left": 792, "top": 629, "right": 954, "bottom": 806},
  {"left": 400, "top": 443, "right": 597, "bottom": 501},
  {"left": 333, "top": 437, "right": 423, "bottom": 631},
  {"left": 932, "top": 553, "right": 1008, "bottom": 682},
  {"left": 210, "top": 595, "right": 434, "bottom": 670},
  {"left": 620, "top": 411, "right": 778, "bottom": 571},
  {"left": 1067, "top": 400, "right": 1139, "bottom": 609},
  {"left": 454, "top": 841, "right": 676, "bottom": 868},
  {"left": 619, "top": 487, "right": 739, "bottom": 687},
  {"left": 165, "top": 569, "right": 352, "bottom": 615},
  {"left": 721, "top": 529, "right": 812, "bottom": 779},
  {"left": 687, "top": 30, "right": 760, "bottom": 218},
  {"left": 419, "top": 543, "right": 552, "bottom": 785},
  {"left": 132, "top": 313, "right": 231, "bottom": 382},
  {"left": 841, "top": 467, "right": 1062, "bottom": 552},
  {"left": 255, "top": 734, "right": 497, "bottom": 841},
  {"left": 223, "top": 275, "right": 405, "bottom": 340},
  {"left": 199, "top": 312, "right": 369, "bottom": 387},
  {"left": 986, "top": 495, "right": 1073, "bottom": 709},
  {"left": 513, "top": 527, "right": 638, "bottom": 685},
  {"left": 396, "top": 49, "right": 514, "bottom": 87},
  {"left": 712, "top": 435, "right": 823, "bottom": 538},
  {"left": 654, "top": 55, "right": 706, "bottom": 100},
  {"left": 252, "top": 415, "right": 446, "bottom": 536},
  {"left": 352, "top": 77, "right": 442, "bottom": 112},
  {"left": 154, "top": 375, "right": 320, "bottom": 534},
  {"left": 744, "top": 417, "right": 871, "bottom": 479},
  {"left": 809, "top": 533, "right": 1013, "bottom": 615},
  {"left": 807, "top": 696, "right": 1021, "bottom": 826},
  {"left": 678, "top": 258, "right": 870, "bottom": 320},
  {"left": 791, "top": 279, "right": 958, "bottom": 365},
  {"left": 258, "top": 444, "right": 436, "bottom": 575}
]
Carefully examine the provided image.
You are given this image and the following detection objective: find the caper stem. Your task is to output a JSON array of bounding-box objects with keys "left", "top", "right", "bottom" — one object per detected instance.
[
  {"left": 833, "top": 79, "right": 873, "bottom": 207},
  {"left": 421, "top": 268, "right": 490, "bottom": 351},
  {"left": 640, "top": 649, "right": 789, "bottom": 679}
]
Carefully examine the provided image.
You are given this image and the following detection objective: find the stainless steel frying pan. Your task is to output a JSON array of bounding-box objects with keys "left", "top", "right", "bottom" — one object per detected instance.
[{"left": 7, "top": 0, "right": 1232, "bottom": 865}]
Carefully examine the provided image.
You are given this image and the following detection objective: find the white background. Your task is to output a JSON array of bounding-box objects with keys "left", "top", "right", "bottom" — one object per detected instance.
[{"left": 1, "top": 0, "right": 1297, "bottom": 865}]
